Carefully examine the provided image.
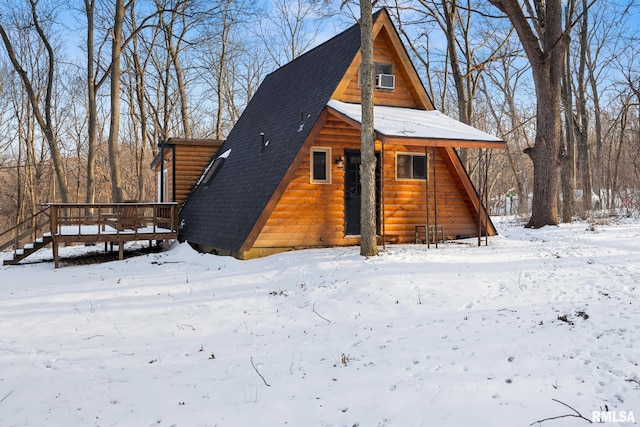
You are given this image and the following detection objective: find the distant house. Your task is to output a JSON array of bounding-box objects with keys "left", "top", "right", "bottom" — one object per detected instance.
[{"left": 174, "top": 8, "right": 505, "bottom": 259}]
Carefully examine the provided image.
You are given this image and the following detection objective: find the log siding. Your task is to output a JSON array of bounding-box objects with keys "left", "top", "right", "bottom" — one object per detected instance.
[{"left": 252, "top": 116, "right": 485, "bottom": 249}]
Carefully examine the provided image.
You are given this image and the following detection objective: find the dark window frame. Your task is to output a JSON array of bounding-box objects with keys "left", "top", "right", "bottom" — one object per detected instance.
[
  {"left": 375, "top": 62, "right": 393, "bottom": 75},
  {"left": 396, "top": 152, "right": 428, "bottom": 180},
  {"left": 310, "top": 147, "right": 332, "bottom": 184}
]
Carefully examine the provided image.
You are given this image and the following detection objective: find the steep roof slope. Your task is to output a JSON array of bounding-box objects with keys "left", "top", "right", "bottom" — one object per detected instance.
[{"left": 178, "top": 11, "right": 376, "bottom": 254}]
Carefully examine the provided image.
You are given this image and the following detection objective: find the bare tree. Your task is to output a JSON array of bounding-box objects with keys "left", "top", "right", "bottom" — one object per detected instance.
[
  {"left": 106, "top": 0, "right": 126, "bottom": 202},
  {"left": 84, "top": 0, "right": 98, "bottom": 205},
  {"left": 257, "top": 0, "right": 326, "bottom": 67},
  {"left": 197, "top": 0, "right": 260, "bottom": 139},
  {"left": 482, "top": 45, "right": 533, "bottom": 215},
  {"left": 213, "top": 0, "right": 242, "bottom": 140},
  {"left": 82, "top": 0, "right": 113, "bottom": 205},
  {"left": 159, "top": 0, "right": 193, "bottom": 139},
  {"left": 572, "top": 0, "right": 592, "bottom": 213},
  {"left": 0, "top": 0, "right": 70, "bottom": 203},
  {"left": 582, "top": 2, "right": 629, "bottom": 208},
  {"left": 489, "top": 0, "right": 567, "bottom": 227},
  {"left": 125, "top": 3, "right": 158, "bottom": 200}
]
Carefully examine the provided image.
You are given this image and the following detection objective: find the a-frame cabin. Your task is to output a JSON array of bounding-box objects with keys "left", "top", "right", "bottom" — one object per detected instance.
[{"left": 177, "top": 8, "right": 504, "bottom": 259}]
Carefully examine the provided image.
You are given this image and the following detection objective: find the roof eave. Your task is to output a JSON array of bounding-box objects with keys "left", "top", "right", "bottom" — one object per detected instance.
[
  {"left": 380, "top": 135, "right": 506, "bottom": 149},
  {"left": 327, "top": 105, "right": 505, "bottom": 149}
]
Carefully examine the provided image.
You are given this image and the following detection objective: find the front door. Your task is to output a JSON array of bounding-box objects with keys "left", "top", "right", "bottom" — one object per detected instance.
[{"left": 344, "top": 150, "right": 380, "bottom": 235}]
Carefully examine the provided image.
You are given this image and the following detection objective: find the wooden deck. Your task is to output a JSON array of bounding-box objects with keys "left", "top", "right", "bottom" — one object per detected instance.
[{"left": 1, "top": 203, "right": 178, "bottom": 267}]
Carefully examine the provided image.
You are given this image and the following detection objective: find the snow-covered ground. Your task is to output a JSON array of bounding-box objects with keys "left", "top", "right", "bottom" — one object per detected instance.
[{"left": 1, "top": 217, "right": 639, "bottom": 426}]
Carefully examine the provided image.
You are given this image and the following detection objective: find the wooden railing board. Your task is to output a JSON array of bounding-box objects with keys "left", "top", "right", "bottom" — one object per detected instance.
[{"left": 2, "top": 203, "right": 178, "bottom": 267}]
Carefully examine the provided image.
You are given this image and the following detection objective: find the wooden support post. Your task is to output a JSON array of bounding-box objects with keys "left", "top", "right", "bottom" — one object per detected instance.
[
  {"left": 485, "top": 149, "right": 490, "bottom": 246},
  {"left": 432, "top": 147, "right": 439, "bottom": 248},
  {"left": 118, "top": 241, "right": 124, "bottom": 260},
  {"left": 53, "top": 237, "right": 59, "bottom": 268},
  {"left": 381, "top": 140, "right": 386, "bottom": 250},
  {"left": 50, "top": 205, "right": 59, "bottom": 268},
  {"left": 425, "top": 147, "right": 430, "bottom": 249}
]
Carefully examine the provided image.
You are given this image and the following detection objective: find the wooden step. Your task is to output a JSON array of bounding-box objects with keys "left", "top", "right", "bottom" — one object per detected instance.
[{"left": 3, "top": 235, "right": 53, "bottom": 265}]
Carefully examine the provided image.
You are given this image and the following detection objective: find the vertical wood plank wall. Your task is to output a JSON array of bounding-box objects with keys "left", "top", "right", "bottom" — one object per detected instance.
[
  {"left": 155, "top": 142, "right": 221, "bottom": 205},
  {"left": 252, "top": 116, "right": 483, "bottom": 249}
]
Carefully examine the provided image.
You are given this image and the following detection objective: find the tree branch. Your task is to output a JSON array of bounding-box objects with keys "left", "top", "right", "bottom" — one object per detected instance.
[
  {"left": 0, "top": 390, "right": 13, "bottom": 404},
  {"left": 530, "top": 398, "right": 593, "bottom": 425},
  {"left": 312, "top": 302, "right": 332, "bottom": 323},
  {"left": 250, "top": 357, "right": 271, "bottom": 387}
]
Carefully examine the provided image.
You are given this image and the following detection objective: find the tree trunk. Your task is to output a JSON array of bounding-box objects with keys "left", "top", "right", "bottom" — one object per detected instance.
[
  {"left": 587, "top": 54, "right": 603, "bottom": 204},
  {"left": 130, "top": 5, "right": 149, "bottom": 200},
  {"left": 441, "top": 0, "right": 470, "bottom": 166},
  {"left": 172, "top": 2, "right": 192, "bottom": 139},
  {"left": 215, "top": 12, "right": 229, "bottom": 140},
  {"left": 359, "top": 0, "right": 378, "bottom": 257},
  {"left": 560, "top": 27, "right": 575, "bottom": 223},
  {"left": 107, "top": 0, "right": 126, "bottom": 202},
  {"left": 575, "top": 0, "right": 592, "bottom": 212},
  {"left": 610, "top": 106, "right": 627, "bottom": 209},
  {"left": 84, "top": 0, "right": 98, "bottom": 205}
]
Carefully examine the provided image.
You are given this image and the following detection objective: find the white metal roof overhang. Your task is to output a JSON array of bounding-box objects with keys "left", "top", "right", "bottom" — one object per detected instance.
[{"left": 327, "top": 100, "right": 505, "bottom": 149}]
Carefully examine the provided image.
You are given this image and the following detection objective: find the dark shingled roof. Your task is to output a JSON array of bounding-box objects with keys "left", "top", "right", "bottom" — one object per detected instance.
[{"left": 178, "top": 11, "right": 383, "bottom": 254}]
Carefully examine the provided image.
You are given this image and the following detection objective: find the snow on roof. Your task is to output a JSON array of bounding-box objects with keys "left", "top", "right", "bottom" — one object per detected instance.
[{"left": 327, "top": 100, "right": 502, "bottom": 143}]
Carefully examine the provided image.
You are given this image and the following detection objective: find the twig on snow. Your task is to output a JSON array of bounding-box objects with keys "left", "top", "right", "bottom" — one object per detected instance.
[
  {"left": 0, "top": 390, "right": 13, "bottom": 404},
  {"left": 530, "top": 398, "right": 593, "bottom": 425},
  {"left": 312, "top": 303, "right": 332, "bottom": 324},
  {"left": 250, "top": 357, "right": 271, "bottom": 387},
  {"left": 82, "top": 334, "right": 104, "bottom": 340}
]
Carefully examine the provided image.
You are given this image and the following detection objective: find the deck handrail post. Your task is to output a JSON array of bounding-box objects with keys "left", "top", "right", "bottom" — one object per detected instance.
[
  {"left": 50, "top": 205, "right": 59, "bottom": 268},
  {"left": 50, "top": 204, "right": 57, "bottom": 236}
]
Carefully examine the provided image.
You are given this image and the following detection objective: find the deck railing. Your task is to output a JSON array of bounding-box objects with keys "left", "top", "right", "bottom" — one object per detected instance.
[
  {"left": 1, "top": 202, "right": 179, "bottom": 267},
  {"left": 48, "top": 203, "right": 179, "bottom": 239},
  {"left": 0, "top": 206, "right": 50, "bottom": 252}
]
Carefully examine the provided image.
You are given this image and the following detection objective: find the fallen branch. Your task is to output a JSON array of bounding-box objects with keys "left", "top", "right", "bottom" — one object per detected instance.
[
  {"left": 530, "top": 399, "right": 592, "bottom": 425},
  {"left": 312, "top": 303, "right": 332, "bottom": 324},
  {"left": 0, "top": 390, "right": 13, "bottom": 404},
  {"left": 250, "top": 357, "right": 271, "bottom": 387},
  {"left": 82, "top": 334, "right": 104, "bottom": 340}
]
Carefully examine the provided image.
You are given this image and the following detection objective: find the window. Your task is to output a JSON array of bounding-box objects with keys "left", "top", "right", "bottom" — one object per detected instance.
[
  {"left": 200, "top": 149, "right": 231, "bottom": 187},
  {"left": 376, "top": 62, "right": 393, "bottom": 75},
  {"left": 311, "top": 147, "right": 331, "bottom": 184},
  {"left": 157, "top": 169, "right": 168, "bottom": 202},
  {"left": 375, "top": 62, "right": 395, "bottom": 90},
  {"left": 358, "top": 62, "right": 394, "bottom": 89},
  {"left": 396, "top": 153, "right": 427, "bottom": 180}
]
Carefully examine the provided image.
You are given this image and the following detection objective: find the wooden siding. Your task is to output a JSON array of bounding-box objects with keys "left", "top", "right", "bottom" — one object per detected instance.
[
  {"left": 252, "top": 116, "right": 486, "bottom": 249},
  {"left": 154, "top": 141, "right": 221, "bottom": 205},
  {"left": 338, "top": 28, "right": 422, "bottom": 108},
  {"left": 381, "top": 145, "right": 481, "bottom": 240},
  {"left": 252, "top": 116, "right": 355, "bottom": 248}
]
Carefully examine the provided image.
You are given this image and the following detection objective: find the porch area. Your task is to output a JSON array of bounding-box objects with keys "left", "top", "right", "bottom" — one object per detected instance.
[{"left": 1, "top": 203, "right": 179, "bottom": 268}]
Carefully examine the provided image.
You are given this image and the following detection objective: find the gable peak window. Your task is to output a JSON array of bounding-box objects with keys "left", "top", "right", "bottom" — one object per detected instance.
[
  {"left": 359, "top": 62, "right": 395, "bottom": 90},
  {"left": 375, "top": 62, "right": 395, "bottom": 90}
]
